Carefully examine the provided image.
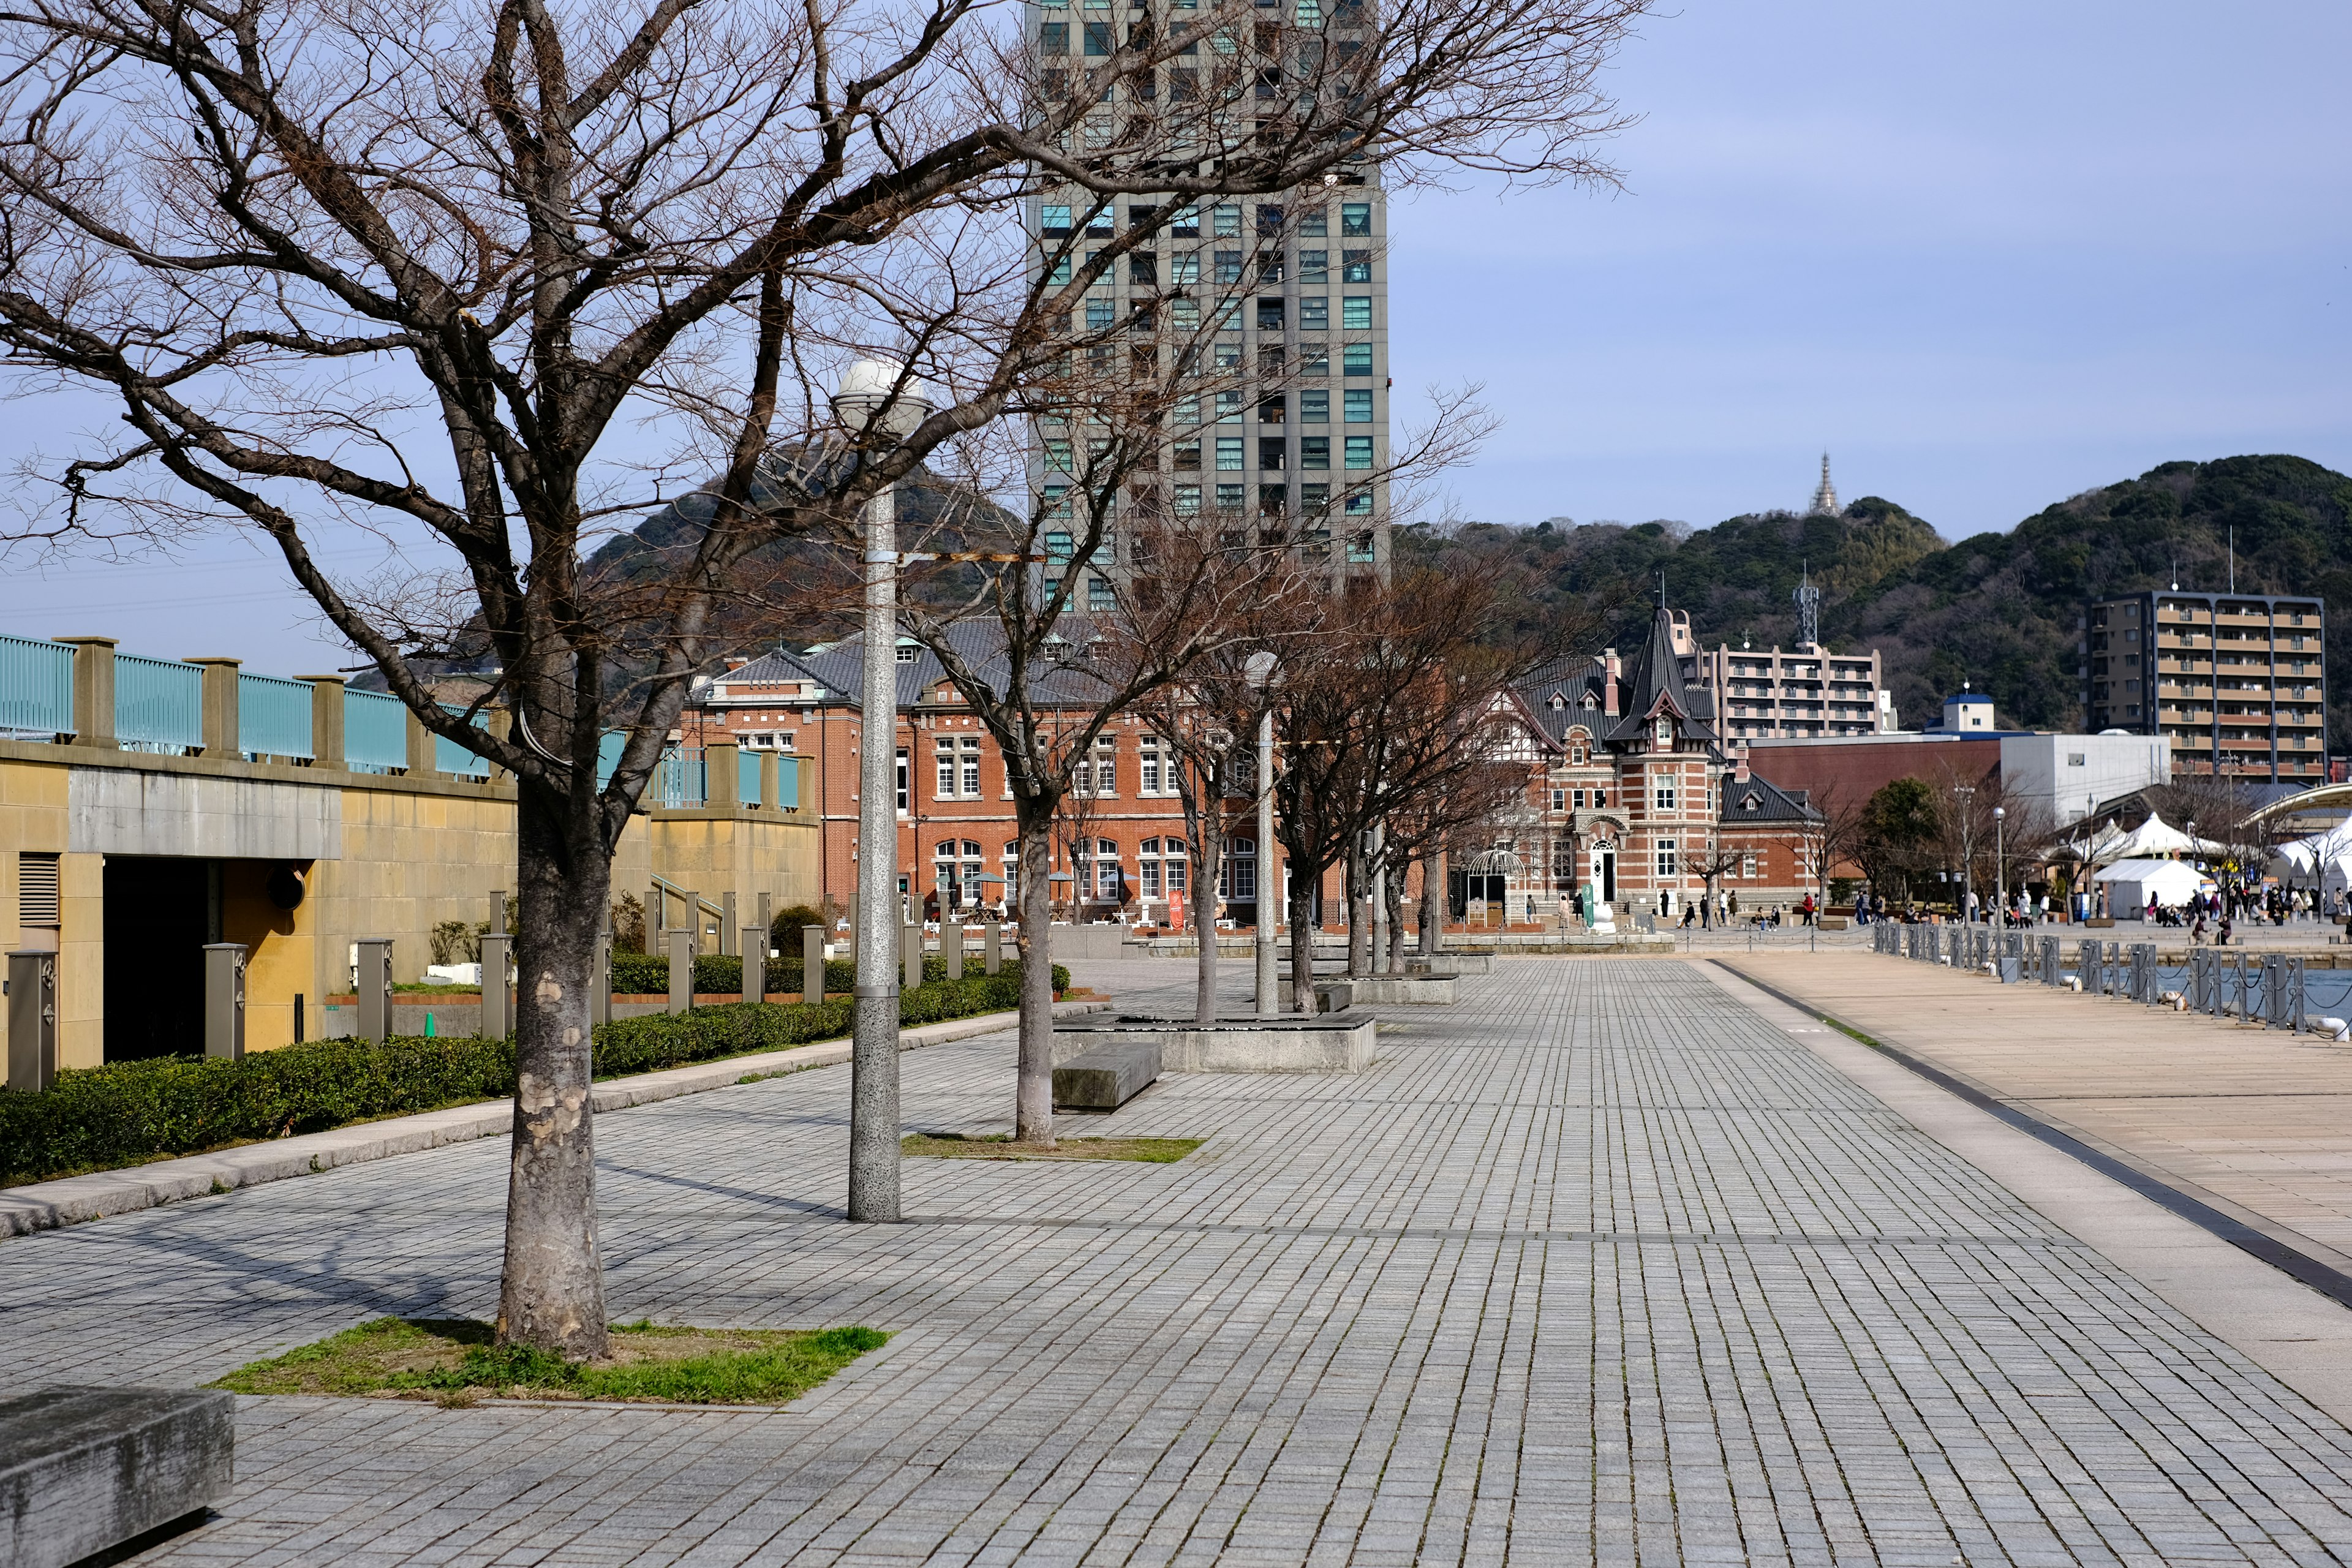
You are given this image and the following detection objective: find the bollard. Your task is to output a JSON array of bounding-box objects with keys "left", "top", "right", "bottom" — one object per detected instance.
[
  {"left": 904, "top": 923, "right": 922, "bottom": 990},
  {"left": 591, "top": 929, "right": 612, "bottom": 1027},
  {"left": 743, "top": 927, "right": 767, "bottom": 1003},
  {"left": 941, "top": 920, "right": 963, "bottom": 980},
  {"left": 985, "top": 921, "right": 1003, "bottom": 974},
  {"left": 6, "top": 950, "right": 58, "bottom": 1091},
  {"left": 803, "top": 925, "right": 825, "bottom": 1005},
  {"left": 355, "top": 937, "right": 394, "bottom": 1042},
  {"left": 668, "top": 929, "right": 693, "bottom": 1015},
  {"left": 202, "top": 943, "right": 247, "bottom": 1060},
  {"left": 478, "top": 932, "right": 512, "bottom": 1038},
  {"left": 722, "top": 891, "right": 738, "bottom": 957}
]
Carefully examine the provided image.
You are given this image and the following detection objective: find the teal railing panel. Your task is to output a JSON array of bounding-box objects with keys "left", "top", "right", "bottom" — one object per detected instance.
[
  {"left": 344, "top": 688, "right": 407, "bottom": 772},
  {"left": 238, "top": 672, "right": 314, "bottom": 759},
  {"left": 0, "top": 635, "right": 74, "bottom": 736},
  {"left": 659, "top": 745, "right": 706, "bottom": 807},
  {"left": 598, "top": 729, "right": 626, "bottom": 788},
  {"left": 437, "top": 704, "right": 492, "bottom": 779},
  {"left": 739, "top": 747, "right": 763, "bottom": 805},
  {"left": 115, "top": 654, "right": 203, "bottom": 753},
  {"left": 778, "top": 754, "right": 800, "bottom": 809}
]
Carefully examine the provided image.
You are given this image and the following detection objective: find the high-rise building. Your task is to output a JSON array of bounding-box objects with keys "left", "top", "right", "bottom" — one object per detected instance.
[
  {"left": 2081, "top": 590, "right": 2326, "bottom": 780},
  {"left": 1025, "top": 0, "right": 1388, "bottom": 580}
]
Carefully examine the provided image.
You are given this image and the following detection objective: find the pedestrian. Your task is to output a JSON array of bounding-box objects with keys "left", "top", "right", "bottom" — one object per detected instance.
[{"left": 1558, "top": 892, "right": 1574, "bottom": 930}]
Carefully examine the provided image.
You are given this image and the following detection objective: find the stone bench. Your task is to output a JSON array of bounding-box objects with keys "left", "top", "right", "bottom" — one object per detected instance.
[
  {"left": 2, "top": 1387, "right": 234, "bottom": 1568},
  {"left": 1053, "top": 1012, "right": 1377, "bottom": 1074},
  {"left": 1314, "top": 975, "right": 1458, "bottom": 1010},
  {"left": 1052, "top": 1039, "right": 1162, "bottom": 1110},
  {"left": 1403, "top": 954, "right": 1492, "bottom": 976}
]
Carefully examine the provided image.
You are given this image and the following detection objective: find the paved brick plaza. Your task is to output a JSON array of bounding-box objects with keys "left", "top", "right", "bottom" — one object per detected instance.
[{"left": 10, "top": 958, "right": 2352, "bottom": 1565}]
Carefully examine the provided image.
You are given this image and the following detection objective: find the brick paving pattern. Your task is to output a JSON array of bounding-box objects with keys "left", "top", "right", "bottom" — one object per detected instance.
[{"left": 7, "top": 957, "right": 2352, "bottom": 1565}]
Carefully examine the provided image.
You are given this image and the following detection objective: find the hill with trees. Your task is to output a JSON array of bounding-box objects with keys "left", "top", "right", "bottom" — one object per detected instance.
[{"left": 1410, "top": 454, "right": 2352, "bottom": 750}]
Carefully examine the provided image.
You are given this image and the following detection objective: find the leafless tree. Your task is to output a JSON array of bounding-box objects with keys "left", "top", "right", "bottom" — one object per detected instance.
[{"left": 0, "top": 0, "right": 1653, "bottom": 1349}]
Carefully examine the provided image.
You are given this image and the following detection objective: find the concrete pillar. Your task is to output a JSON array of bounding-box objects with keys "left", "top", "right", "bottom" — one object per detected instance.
[
  {"left": 54, "top": 637, "right": 116, "bottom": 750},
  {"left": 803, "top": 926, "right": 824, "bottom": 1005},
  {"left": 720, "top": 891, "right": 737, "bottom": 957},
  {"left": 354, "top": 938, "right": 393, "bottom": 1042},
  {"left": 757, "top": 892, "right": 773, "bottom": 951},
  {"left": 489, "top": 891, "right": 506, "bottom": 935},
  {"left": 185, "top": 658, "right": 241, "bottom": 758},
  {"left": 985, "top": 921, "right": 1002, "bottom": 974},
  {"left": 742, "top": 929, "right": 767, "bottom": 1003},
  {"left": 301, "top": 675, "right": 347, "bottom": 769},
  {"left": 760, "top": 752, "right": 780, "bottom": 809},
  {"left": 941, "top": 920, "right": 963, "bottom": 980},
  {"left": 478, "top": 933, "right": 511, "bottom": 1038},
  {"left": 405, "top": 709, "right": 435, "bottom": 776},
  {"left": 6, "top": 950, "right": 58, "bottom": 1091},
  {"left": 202, "top": 943, "right": 247, "bottom": 1060},
  {"left": 590, "top": 931, "right": 612, "bottom": 1028},
  {"left": 708, "top": 740, "right": 741, "bottom": 809},
  {"left": 903, "top": 923, "right": 922, "bottom": 990},
  {"left": 667, "top": 929, "right": 693, "bottom": 1015}
]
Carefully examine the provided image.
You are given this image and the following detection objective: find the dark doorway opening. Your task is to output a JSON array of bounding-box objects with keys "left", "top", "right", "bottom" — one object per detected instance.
[{"left": 104, "top": 856, "right": 216, "bottom": 1062}]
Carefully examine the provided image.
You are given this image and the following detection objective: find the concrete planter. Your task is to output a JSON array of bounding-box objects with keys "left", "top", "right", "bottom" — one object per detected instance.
[
  {"left": 1052, "top": 1011, "right": 1376, "bottom": 1073},
  {"left": 1404, "top": 954, "right": 1492, "bottom": 976},
  {"left": 1314, "top": 976, "right": 1458, "bottom": 1010}
]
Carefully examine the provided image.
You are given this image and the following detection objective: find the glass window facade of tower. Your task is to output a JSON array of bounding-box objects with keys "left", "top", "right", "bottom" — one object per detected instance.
[{"left": 1022, "top": 0, "right": 1389, "bottom": 585}]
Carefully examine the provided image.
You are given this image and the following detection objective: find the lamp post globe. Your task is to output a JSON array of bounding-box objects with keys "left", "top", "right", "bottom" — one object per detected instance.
[{"left": 831, "top": 356, "right": 932, "bottom": 440}]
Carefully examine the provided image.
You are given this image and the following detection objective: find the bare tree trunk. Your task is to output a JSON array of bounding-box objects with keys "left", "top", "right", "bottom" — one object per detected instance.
[
  {"left": 1419, "top": 851, "right": 1444, "bottom": 956},
  {"left": 1346, "top": 840, "right": 1371, "bottom": 977},
  {"left": 1015, "top": 814, "right": 1057, "bottom": 1145},
  {"left": 1194, "top": 790, "right": 1221, "bottom": 1025},
  {"left": 497, "top": 791, "right": 611, "bottom": 1359},
  {"left": 1384, "top": 857, "right": 1407, "bottom": 970},
  {"left": 1289, "top": 881, "right": 1321, "bottom": 1014}
]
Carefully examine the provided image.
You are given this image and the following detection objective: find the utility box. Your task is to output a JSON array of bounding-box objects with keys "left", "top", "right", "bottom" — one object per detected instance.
[
  {"left": 202, "top": 943, "right": 247, "bottom": 1060},
  {"left": 6, "top": 951, "right": 57, "bottom": 1092},
  {"left": 353, "top": 938, "right": 393, "bottom": 1042}
]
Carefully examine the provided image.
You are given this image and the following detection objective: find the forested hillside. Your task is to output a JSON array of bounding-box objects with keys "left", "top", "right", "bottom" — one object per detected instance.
[{"left": 1412, "top": 455, "right": 2352, "bottom": 749}]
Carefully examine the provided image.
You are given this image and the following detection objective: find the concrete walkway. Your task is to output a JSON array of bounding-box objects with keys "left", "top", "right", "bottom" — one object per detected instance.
[{"left": 9, "top": 958, "right": 2352, "bottom": 1564}]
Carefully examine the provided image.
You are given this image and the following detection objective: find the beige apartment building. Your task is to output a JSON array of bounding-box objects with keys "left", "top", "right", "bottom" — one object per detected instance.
[
  {"left": 1663, "top": 609, "right": 1895, "bottom": 749},
  {"left": 2082, "top": 590, "right": 2326, "bottom": 781}
]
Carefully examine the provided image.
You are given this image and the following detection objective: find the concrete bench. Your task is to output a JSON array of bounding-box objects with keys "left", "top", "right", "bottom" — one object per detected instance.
[
  {"left": 2, "top": 1387, "right": 234, "bottom": 1568},
  {"left": 1053, "top": 1039, "right": 1162, "bottom": 1110}
]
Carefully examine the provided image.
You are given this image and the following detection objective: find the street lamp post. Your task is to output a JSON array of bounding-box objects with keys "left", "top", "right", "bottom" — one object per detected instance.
[
  {"left": 1994, "top": 805, "right": 2007, "bottom": 927},
  {"left": 1247, "top": 651, "right": 1278, "bottom": 1018},
  {"left": 835, "top": 357, "right": 931, "bottom": 1225},
  {"left": 1954, "top": 783, "right": 1976, "bottom": 922}
]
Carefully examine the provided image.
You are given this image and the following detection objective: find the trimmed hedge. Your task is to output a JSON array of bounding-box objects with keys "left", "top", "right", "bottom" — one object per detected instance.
[
  {"left": 0, "top": 963, "right": 1063, "bottom": 1188},
  {"left": 608, "top": 951, "right": 1048, "bottom": 998}
]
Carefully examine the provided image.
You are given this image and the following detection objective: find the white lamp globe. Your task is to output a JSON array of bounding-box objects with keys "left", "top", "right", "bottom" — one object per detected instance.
[{"left": 831, "top": 356, "right": 933, "bottom": 439}]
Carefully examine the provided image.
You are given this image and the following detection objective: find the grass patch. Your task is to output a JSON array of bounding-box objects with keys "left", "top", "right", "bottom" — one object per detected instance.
[
  {"left": 209, "top": 1316, "right": 888, "bottom": 1408},
  {"left": 902, "top": 1132, "right": 1203, "bottom": 1163}
]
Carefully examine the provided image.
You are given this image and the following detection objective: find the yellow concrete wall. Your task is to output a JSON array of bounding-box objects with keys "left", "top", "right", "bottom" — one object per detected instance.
[
  {"left": 0, "top": 758, "right": 73, "bottom": 1065},
  {"left": 222, "top": 861, "right": 310, "bottom": 1053},
  {"left": 59, "top": 851, "right": 104, "bottom": 1069},
  {"left": 646, "top": 810, "right": 822, "bottom": 931},
  {"left": 311, "top": 785, "right": 517, "bottom": 999}
]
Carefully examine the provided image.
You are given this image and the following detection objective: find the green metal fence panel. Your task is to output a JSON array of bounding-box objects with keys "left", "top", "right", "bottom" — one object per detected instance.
[
  {"left": 344, "top": 688, "right": 407, "bottom": 772},
  {"left": 237, "top": 672, "right": 314, "bottom": 759},
  {"left": 437, "top": 704, "right": 492, "bottom": 779},
  {"left": 0, "top": 635, "right": 74, "bottom": 735},
  {"left": 116, "top": 654, "right": 203, "bottom": 753},
  {"left": 739, "top": 747, "right": 763, "bottom": 805}
]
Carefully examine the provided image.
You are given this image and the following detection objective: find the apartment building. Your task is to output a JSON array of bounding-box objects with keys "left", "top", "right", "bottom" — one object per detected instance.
[
  {"left": 2082, "top": 591, "right": 2326, "bottom": 781},
  {"left": 1027, "top": 0, "right": 1389, "bottom": 578},
  {"left": 1694, "top": 641, "right": 1895, "bottom": 747}
]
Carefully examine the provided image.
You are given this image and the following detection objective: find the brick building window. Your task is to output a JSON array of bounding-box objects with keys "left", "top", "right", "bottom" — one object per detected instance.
[
  {"left": 1656, "top": 838, "right": 1677, "bottom": 878},
  {"left": 1654, "top": 782, "right": 1675, "bottom": 810}
]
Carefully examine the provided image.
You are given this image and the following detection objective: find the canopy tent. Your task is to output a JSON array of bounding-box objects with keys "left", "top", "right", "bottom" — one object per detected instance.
[
  {"left": 2092, "top": 858, "right": 2206, "bottom": 916},
  {"left": 2103, "top": 812, "right": 2210, "bottom": 860}
]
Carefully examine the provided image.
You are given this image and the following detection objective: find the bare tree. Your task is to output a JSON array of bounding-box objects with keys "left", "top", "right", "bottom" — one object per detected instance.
[{"left": 0, "top": 0, "right": 1653, "bottom": 1348}]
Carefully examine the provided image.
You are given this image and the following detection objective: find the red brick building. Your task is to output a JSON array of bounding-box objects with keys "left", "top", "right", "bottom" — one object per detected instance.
[{"left": 682, "top": 604, "right": 1828, "bottom": 928}]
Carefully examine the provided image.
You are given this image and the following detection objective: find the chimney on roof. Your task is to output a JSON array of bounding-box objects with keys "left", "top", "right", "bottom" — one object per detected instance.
[
  {"left": 1732, "top": 756, "right": 1750, "bottom": 784},
  {"left": 725, "top": 657, "right": 748, "bottom": 671},
  {"left": 1603, "top": 649, "right": 1620, "bottom": 717}
]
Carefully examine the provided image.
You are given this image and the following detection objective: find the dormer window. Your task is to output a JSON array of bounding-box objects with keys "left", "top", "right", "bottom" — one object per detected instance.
[
  {"left": 1580, "top": 694, "right": 1597, "bottom": 710},
  {"left": 895, "top": 644, "right": 919, "bottom": 663},
  {"left": 1740, "top": 792, "right": 1761, "bottom": 812},
  {"left": 1549, "top": 694, "right": 1566, "bottom": 710},
  {"left": 1654, "top": 717, "right": 1671, "bottom": 748}
]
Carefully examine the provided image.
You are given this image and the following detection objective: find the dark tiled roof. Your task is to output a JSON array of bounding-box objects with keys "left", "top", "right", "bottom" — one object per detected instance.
[
  {"left": 1514, "top": 655, "right": 1610, "bottom": 745},
  {"left": 1721, "top": 771, "right": 1822, "bottom": 825},
  {"left": 718, "top": 619, "right": 1119, "bottom": 713},
  {"left": 1606, "top": 604, "right": 1717, "bottom": 743}
]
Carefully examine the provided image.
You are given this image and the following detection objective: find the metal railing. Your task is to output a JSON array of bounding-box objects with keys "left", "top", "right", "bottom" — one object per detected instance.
[
  {"left": 0, "top": 635, "right": 74, "bottom": 736},
  {"left": 115, "top": 654, "right": 203, "bottom": 753},
  {"left": 238, "top": 671, "right": 314, "bottom": 760},
  {"left": 435, "top": 703, "right": 492, "bottom": 780},
  {"left": 660, "top": 745, "right": 706, "bottom": 808},
  {"left": 344, "top": 687, "right": 407, "bottom": 772},
  {"left": 739, "top": 746, "right": 762, "bottom": 804}
]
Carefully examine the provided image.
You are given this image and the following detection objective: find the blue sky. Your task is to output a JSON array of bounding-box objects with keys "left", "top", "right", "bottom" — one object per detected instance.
[
  {"left": 1391, "top": 0, "right": 2352, "bottom": 533},
  {"left": 4, "top": 0, "right": 2348, "bottom": 672}
]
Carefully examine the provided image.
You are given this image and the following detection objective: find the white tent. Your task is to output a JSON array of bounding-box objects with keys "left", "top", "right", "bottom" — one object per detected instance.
[
  {"left": 2105, "top": 812, "right": 2201, "bottom": 860},
  {"left": 2093, "top": 858, "right": 2205, "bottom": 916}
]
